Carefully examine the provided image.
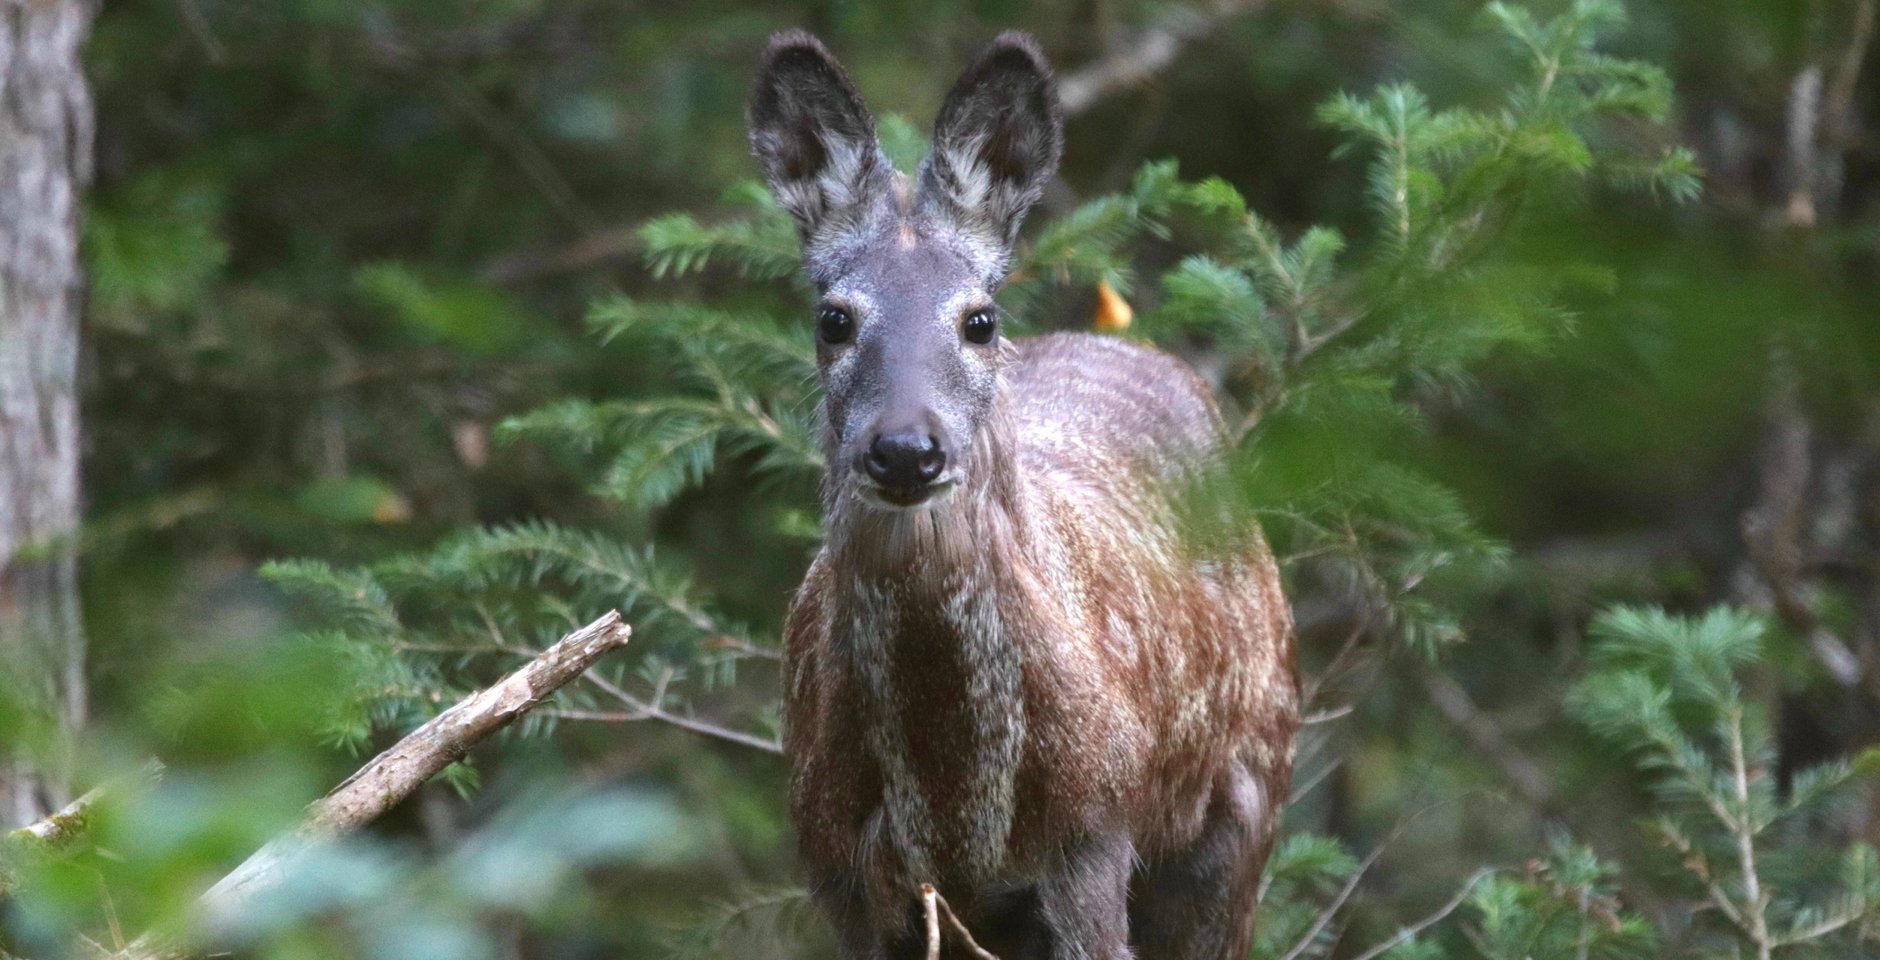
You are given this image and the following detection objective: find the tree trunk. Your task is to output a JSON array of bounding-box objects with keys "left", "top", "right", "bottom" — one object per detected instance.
[{"left": 0, "top": 0, "right": 95, "bottom": 826}]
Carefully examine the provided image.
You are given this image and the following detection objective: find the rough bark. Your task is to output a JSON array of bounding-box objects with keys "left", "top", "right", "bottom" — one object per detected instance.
[{"left": 0, "top": 0, "right": 97, "bottom": 827}]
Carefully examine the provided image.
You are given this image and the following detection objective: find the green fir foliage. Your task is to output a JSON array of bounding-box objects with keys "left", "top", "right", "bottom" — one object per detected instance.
[{"left": 28, "top": 0, "right": 1880, "bottom": 957}]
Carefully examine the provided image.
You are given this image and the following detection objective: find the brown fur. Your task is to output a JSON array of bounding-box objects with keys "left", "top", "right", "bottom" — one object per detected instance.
[
  {"left": 784, "top": 334, "right": 1298, "bottom": 958},
  {"left": 752, "top": 29, "right": 1299, "bottom": 959}
]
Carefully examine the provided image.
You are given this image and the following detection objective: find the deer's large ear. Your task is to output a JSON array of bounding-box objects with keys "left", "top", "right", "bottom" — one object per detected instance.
[
  {"left": 749, "top": 31, "right": 892, "bottom": 243},
  {"left": 918, "top": 32, "right": 1063, "bottom": 253}
]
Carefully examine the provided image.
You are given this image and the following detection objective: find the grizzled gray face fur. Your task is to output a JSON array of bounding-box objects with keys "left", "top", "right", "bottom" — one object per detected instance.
[{"left": 748, "top": 31, "right": 1062, "bottom": 510}]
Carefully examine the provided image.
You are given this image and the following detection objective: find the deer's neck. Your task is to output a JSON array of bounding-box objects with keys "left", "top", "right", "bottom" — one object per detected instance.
[{"left": 828, "top": 408, "right": 1034, "bottom": 882}]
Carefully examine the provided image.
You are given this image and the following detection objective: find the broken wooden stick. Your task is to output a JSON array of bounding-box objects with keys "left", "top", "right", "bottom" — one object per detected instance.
[{"left": 114, "top": 610, "right": 633, "bottom": 960}]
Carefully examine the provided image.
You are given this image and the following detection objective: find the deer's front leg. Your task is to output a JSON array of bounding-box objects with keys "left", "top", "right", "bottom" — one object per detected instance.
[{"left": 1035, "top": 833, "right": 1136, "bottom": 960}]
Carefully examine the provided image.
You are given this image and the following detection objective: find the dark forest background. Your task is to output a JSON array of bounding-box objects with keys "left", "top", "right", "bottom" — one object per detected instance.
[{"left": 3, "top": 0, "right": 1880, "bottom": 957}]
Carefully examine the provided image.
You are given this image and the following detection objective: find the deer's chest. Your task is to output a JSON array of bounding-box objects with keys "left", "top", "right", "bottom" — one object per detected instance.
[{"left": 844, "top": 576, "right": 1026, "bottom": 884}]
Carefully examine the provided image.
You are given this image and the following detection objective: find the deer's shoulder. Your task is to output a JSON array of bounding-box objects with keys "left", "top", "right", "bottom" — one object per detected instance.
[{"left": 1007, "top": 333, "right": 1225, "bottom": 485}]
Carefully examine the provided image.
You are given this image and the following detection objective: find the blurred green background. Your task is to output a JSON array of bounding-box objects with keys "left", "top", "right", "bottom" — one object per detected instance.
[{"left": 3, "top": 0, "right": 1879, "bottom": 957}]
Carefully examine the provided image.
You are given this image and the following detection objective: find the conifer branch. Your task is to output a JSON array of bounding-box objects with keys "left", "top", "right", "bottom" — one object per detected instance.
[{"left": 1725, "top": 704, "right": 1773, "bottom": 960}]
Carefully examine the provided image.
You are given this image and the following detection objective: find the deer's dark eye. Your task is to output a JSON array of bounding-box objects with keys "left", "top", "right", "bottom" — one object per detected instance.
[
  {"left": 962, "top": 308, "right": 998, "bottom": 345},
  {"left": 817, "top": 305, "right": 854, "bottom": 345}
]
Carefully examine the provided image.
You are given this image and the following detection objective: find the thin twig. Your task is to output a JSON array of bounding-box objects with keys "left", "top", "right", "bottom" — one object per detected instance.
[
  {"left": 565, "top": 667, "right": 784, "bottom": 755},
  {"left": 1346, "top": 868, "right": 1498, "bottom": 960},
  {"left": 703, "top": 634, "right": 784, "bottom": 662},
  {"left": 920, "top": 884, "right": 1002, "bottom": 960},
  {"left": 1300, "top": 704, "right": 1355, "bottom": 726},
  {"left": 1775, "top": 903, "right": 1869, "bottom": 946},
  {"left": 1299, "top": 601, "right": 1377, "bottom": 710},
  {"left": 428, "top": 76, "right": 594, "bottom": 233},
  {"left": 1656, "top": 820, "right": 1752, "bottom": 936},
  {"left": 1300, "top": 563, "right": 1406, "bottom": 712},
  {"left": 1286, "top": 756, "right": 1342, "bottom": 807},
  {"left": 1276, "top": 791, "right": 1486, "bottom": 960},
  {"left": 1420, "top": 670, "right": 1550, "bottom": 806},
  {"left": 922, "top": 885, "right": 943, "bottom": 960},
  {"left": 172, "top": 0, "right": 225, "bottom": 63},
  {"left": 1277, "top": 833, "right": 1393, "bottom": 960},
  {"left": 480, "top": 224, "right": 641, "bottom": 285},
  {"left": 97, "top": 873, "right": 125, "bottom": 952},
  {"left": 545, "top": 707, "right": 783, "bottom": 755}
]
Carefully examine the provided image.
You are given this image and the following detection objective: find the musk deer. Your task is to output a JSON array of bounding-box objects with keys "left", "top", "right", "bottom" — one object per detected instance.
[{"left": 753, "top": 30, "right": 1299, "bottom": 960}]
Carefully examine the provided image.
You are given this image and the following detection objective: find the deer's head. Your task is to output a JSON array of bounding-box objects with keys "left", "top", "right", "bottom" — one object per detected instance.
[{"left": 749, "top": 31, "right": 1061, "bottom": 510}]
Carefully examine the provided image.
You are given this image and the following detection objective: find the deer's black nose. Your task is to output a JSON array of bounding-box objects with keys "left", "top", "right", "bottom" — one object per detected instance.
[{"left": 863, "top": 433, "right": 945, "bottom": 489}]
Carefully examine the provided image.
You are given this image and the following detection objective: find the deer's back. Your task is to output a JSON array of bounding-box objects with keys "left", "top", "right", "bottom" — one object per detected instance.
[{"left": 1006, "top": 333, "right": 1226, "bottom": 498}]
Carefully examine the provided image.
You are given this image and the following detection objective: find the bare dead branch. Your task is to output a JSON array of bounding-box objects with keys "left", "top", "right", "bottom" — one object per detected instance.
[
  {"left": 1, "top": 760, "right": 166, "bottom": 901},
  {"left": 112, "top": 611, "right": 633, "bottom": 960},
  {"left": 1058, "top": 0, "right": 1268, "bottom": 117},
  {"left": 1740, "top": 368, "right": 1864, "bottom": 688}
]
